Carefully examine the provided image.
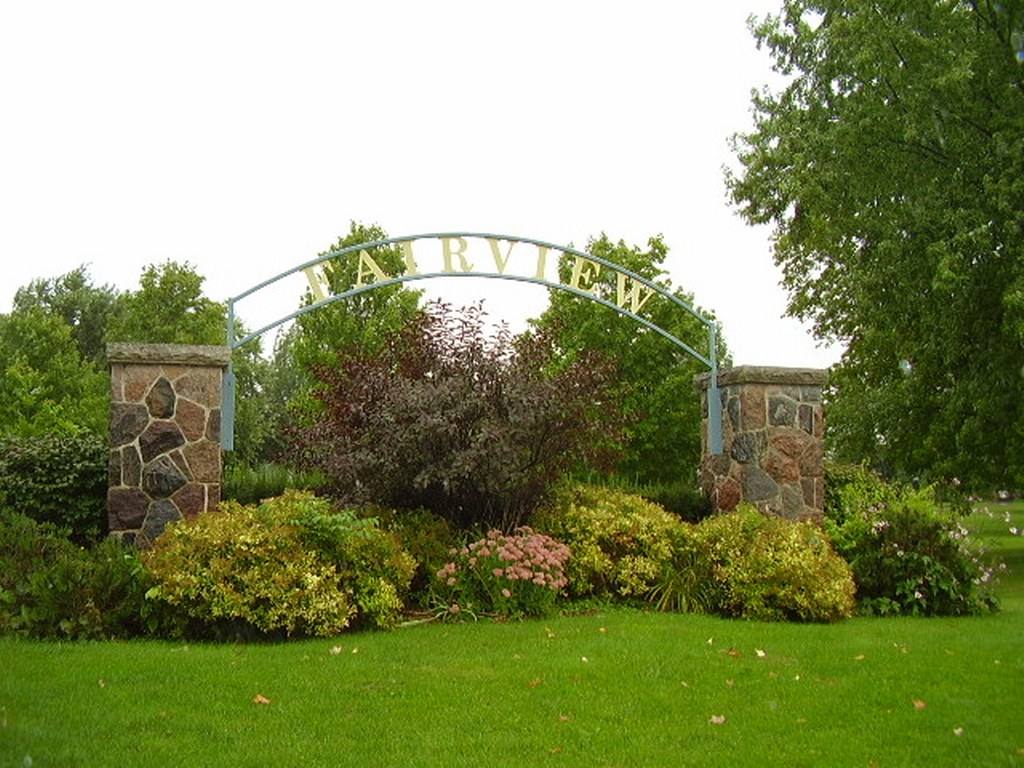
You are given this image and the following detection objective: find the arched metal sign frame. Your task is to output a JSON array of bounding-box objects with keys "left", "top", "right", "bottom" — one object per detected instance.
[{"left": 221, "top": 232, "right": 723, "bottom": 455}]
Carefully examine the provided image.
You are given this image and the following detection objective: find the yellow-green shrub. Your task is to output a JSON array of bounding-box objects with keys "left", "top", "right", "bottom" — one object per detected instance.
[
  {"left": 694, "top": 506, "right": 856, "bottom": 622},
  {"left": 142, "top": 491, "right": 415, "bottom": 638},
  {"left": 534, "top": 484, "right": 685, "bottom": 598}
]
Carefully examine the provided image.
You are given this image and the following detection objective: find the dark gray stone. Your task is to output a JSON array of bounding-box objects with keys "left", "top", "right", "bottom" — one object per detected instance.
[
  {"left": 780, "top": 483, "right": 805, "bottom": 519},
  {"left": 139, "top": 421, "right": 185, "bottom": 463},
  {"left": 110, "top": 403, "right": 149, "bottom": 447},
  {"left": 142, "top": 455, "right": 188, "bottom": 498},
  {"left": 121, "top": 445, "right": 142, "bottom": 486},
  {"left": 730, "top": 431, "right": 766, "bottom": 464},
  {"left": 108, "top": 449, "right": 122, "bottom": 487},
  {"left": 727, "top": 396, "right": 740, "bottom": 431},
  {"left": 142, "top": 499, "right": 182, "bottom": 543},
  {"left": 800, "top": 386, "right": 823, "bottom": 403},
  {"left": 740, "top": 466, "right": 778, "bottom": 502},
  {"left": 107, "top": 487, "right": 149, "bottom": 530},
  {"left": 798, "top": 403, "right": 815, "bottom": 435},
  {"left": 146, "top": 377, "right": 176, "bottom": 419},
  {"left": 768, "top": 395, "right": 798, "bottom": 427}
]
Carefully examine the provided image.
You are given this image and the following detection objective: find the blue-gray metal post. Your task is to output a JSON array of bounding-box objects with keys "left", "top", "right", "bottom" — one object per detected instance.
[
  {"left": 707, "top": 323, "right": 723, "bottom": 455},
  {"left": 221, "top": 302, "right": 236, "bottom": 451}
]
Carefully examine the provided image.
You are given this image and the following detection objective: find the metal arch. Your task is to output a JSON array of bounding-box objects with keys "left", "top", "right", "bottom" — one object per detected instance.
[{"left": 220, "top": 232, "right": 723, "bottom": 455}]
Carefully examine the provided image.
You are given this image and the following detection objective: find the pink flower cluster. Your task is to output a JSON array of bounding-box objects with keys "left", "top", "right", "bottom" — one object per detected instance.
[{"left": 436, "top": 527, "right": 571, "bottom": 592}]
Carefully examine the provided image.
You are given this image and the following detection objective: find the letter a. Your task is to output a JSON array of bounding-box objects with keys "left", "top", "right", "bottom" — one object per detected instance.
[{"left": 356, "top": 249, "right": 390, "bottom": 286}]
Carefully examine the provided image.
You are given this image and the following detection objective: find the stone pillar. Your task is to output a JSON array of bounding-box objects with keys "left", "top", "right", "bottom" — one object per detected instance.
[
  {"left": 107, "top": 343, "right": 231, "bottom": 546},
  {"left": 694, "top": 366, "right": 827, "bottom": 521}
]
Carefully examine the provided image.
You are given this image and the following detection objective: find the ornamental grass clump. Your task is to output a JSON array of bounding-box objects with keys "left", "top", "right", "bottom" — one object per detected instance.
[{"left": 434, "top": 527, "right": 570, "bottom": 618}]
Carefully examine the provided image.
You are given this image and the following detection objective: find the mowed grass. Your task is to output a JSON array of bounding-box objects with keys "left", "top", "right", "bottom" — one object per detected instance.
[{"left": 1, "top": 503, "right": 1022, "bottom": 768}]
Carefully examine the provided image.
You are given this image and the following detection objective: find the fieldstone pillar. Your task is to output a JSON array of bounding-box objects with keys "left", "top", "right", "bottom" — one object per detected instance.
[
  {"left": 107, "top": 343, "right": 231, "bottom": 546},
  {"left": 694, "top": 366, "right": 827, "bottom": 521}
]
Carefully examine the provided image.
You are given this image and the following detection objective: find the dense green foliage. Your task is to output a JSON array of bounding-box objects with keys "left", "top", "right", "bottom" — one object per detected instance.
[
  {"left": 0, "top": 309, "right": 109, "bottom": 436},
  {"left": 694, "top": 506, "right": 856, "bottom": 622},
  {"left": 106, "top": 260, "right": 226, "bottom": 346},
  {"left": 0, "top": 508, "right": 148, "bottom": 639},
  {"left": 533, "top": 234, "right": 727, "bottom": 486},
  {"left": 12, "top": 266, "right": 119, "bottom": 365},
  {"left": 142, "top": 491, "right": 415, "bottom": 638},
  {"left": 728, "top": 0, "right": 1024, "bottom": 490},
  {"left": 0, "top": 432, "right": 108, "bottom": 544},
  {"left": 534, "top": 484, "right": 684, "bottom": 599},
  {"left": 536, "top": 484, "right": 855, "bottom": 622},
  {"left": 290, "top": 303, "right": 625, "bottom": 531},
  {"left": 824, "top": 463, "right": 1000, "bottom": 615}
]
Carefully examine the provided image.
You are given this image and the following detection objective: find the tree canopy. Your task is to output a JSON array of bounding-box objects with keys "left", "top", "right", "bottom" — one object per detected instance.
[
  {"left": 532, "top": 234, "right": 727, "bottom": 488},
  {"left": 727, "top": 0, "right": 1024, "bottom": 490}
]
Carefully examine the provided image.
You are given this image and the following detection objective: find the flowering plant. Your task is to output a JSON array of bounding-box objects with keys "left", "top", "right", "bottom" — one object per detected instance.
[{"left": 434, "top": 528, "right": 570, "bottom": 618}]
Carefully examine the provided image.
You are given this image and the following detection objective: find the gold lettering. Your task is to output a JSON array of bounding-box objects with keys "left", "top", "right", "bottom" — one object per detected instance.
[
  {"left": 534, "top": 245, "right": 549, "bottom": 280},
  {"left": 441, "top": 236, "right": 473, "bottom": 272},
  {"left": 486, "top": 238, "right": 516, "bottom": 274},
  {"left": 569, "top": 256, "right": 601, "bottom": 293},
  {"left": 303, "top": 265, "right": 333, "bottom": 302},
  {"left": 356, "top": 249, "right": 390, "bottom": 286},
  {"left": 399, "top": 240, "right": 420, "bottom": 275},
  {"left": 615, "top": 272, "right": 657, "bottom": 313}
]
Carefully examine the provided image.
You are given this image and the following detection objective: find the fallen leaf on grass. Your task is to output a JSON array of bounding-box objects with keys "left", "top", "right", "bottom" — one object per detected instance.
[
  {"left": 557, "top": 714, "right": 572, "bottom": 723},
  {"left": 581, "top": 656, "right": 589, "bottom": 663},
  {"left": 252, "top": 694, "right": 271, "bottom": 705},
  {"left": 329, "top": 646, "right": 343, "bottom": 655},
  {"left": 527, "top": 678, "right": 543, "bottom": 688},
  {"left": 709, "top": 715, "right": 727, "bottom": 725},
  {"left": 725, "top": 647, "right": 741, "bottom": 658},
  {"left": 854, "top": 655, "right": 866, "bottom": 661},
  {"left": 755, "top": 649, "right": 766, "bottom": 658},
  {"left": 953, "top": 727, "right": 965, "bottom": 737},
  {"left": 913, "top": 699, "right": 927, "bottom": 710}
]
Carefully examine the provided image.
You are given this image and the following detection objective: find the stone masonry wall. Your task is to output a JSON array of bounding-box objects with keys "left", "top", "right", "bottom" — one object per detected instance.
[
  {"left": 107, "top": 343, "right": 231, "bottom": 546},
  {"left": 695, "top": 366, "right": 828, "bottom": 521}
]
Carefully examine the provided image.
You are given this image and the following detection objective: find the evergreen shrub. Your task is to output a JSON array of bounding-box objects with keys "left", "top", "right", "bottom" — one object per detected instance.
[
  {"left": 0, "top": 507, "right": 149, "bottom": 639},
  {"left": 0, "top": 432, "right": 108, "bottom": 544}
]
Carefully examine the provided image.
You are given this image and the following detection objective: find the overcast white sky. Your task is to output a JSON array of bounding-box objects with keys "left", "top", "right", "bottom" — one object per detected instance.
[{"left": 0, "top": 1, "right": 842, "bottom": 368}]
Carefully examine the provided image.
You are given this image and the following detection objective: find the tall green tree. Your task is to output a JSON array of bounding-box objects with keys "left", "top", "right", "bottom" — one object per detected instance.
[
  {"left": 13, "top": 266, "right": 120, "bottom": 365},
  {"left": 532, "top": 234, "right": 727, "bottom": 488},
  {"left": 107, "top": 260, "right": 226, "bottom": 345},
  {"left": 0, "top": 308, "right": 108, "bottom": 436},
  {"left": 727, "top": 0, "right": 1024, "bottom": 490},
  {"left": 289, "top": 221, "right": 422, "bottom": 373}
]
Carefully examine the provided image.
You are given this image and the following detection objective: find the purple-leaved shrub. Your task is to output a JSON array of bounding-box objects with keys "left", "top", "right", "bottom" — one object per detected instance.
[{"left": 434, "top": 527, "right": 570, "bottom": 618}]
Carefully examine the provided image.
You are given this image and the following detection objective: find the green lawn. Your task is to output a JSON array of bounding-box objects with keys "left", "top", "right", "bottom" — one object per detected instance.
[{"left": 2, "top": 503, "right": 1022, "bottom": 767}]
